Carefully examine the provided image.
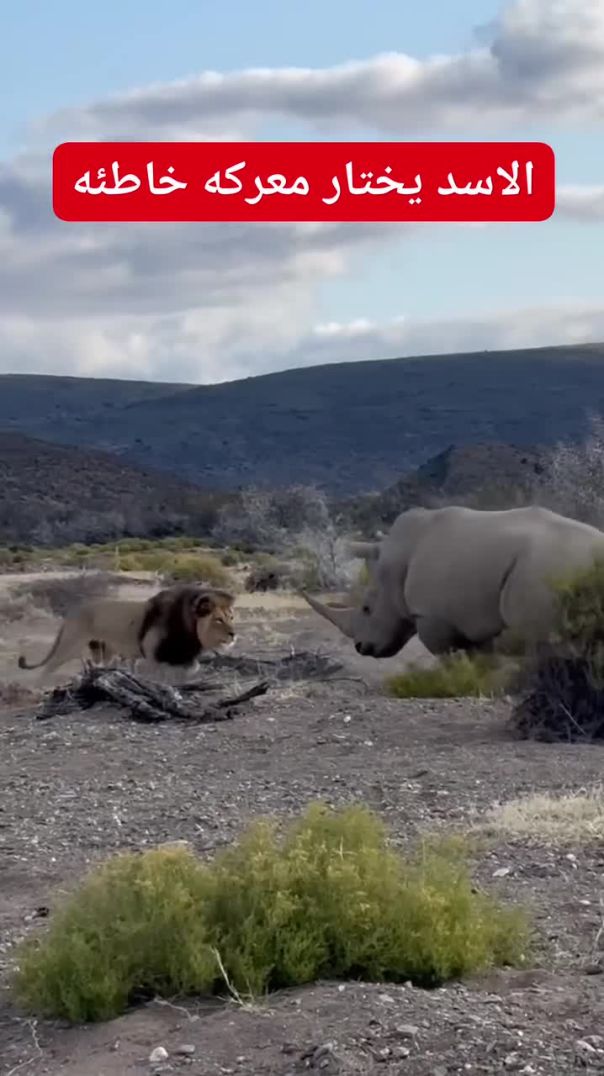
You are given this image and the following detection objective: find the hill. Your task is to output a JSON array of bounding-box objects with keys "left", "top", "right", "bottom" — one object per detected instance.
[
  {"left": 1, "top": 342, "right": 604, "bottom": 495},
  {"left": 0, "top": 432, "right": 232, "bottom": 546},
  {"left": 340, "top": 443, "right": 548, "bottom": 531}
]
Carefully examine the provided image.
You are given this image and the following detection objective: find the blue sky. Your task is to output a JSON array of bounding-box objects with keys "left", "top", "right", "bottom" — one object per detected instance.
[
  {"left": 1, "top": 0, "right": 495, "bottom": 151},
  {"left": 1, "top": 0, "right": 603, "bottom": 383}
]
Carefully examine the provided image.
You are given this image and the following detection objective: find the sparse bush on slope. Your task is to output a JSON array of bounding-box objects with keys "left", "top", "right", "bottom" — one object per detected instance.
[{"left": 12, "top": 803, "right": 529, "bottom": 1024}]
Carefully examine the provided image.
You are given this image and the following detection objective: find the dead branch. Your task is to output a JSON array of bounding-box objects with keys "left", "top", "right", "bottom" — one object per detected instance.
[{"left": 36, "top": 664, "right": 269, "bottom": 725}]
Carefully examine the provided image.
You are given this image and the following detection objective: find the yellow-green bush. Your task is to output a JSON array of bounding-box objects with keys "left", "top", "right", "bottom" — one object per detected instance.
[
  {"left": 551, "top": 558, "right": 604, "bottom": 652},
  {"left": 13, "top": 803, "right": 529, "bottom": 1024},
  {"left": 115, "top": 548, "right": 229, "bottom": 585},
  {"left": 386, "top": 653, "right": 517, "bottom": 699},
  {"left": 162, "top": 553, "right": 231, "bottom": 586},
  {"left": 509, "top": 559, "right": 604, "bottom": 742},
  {"left": 117, "top": 550, "right": 169, "bottom": 573}
]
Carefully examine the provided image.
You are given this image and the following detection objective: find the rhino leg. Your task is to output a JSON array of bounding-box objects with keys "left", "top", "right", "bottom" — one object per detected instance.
[
  {"left": 415, "top": 616, "right": 496, "bottom": 657},
  {"left": 415, "top": 616, "right": 468, "bottom": 656}
]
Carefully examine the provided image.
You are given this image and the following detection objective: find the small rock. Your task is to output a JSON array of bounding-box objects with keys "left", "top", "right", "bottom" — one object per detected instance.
[
  {"left": 174, "top": 1045, "right": 196, "bottom": 1057},
  {"left": 576, "top": 1039, "right": 597, "bottom": 1056},
  {"left": 378, "top": 992, "right": 395, "bottom": 1004},
  {"left": 504, "top": 1053, "right": 521, "bottom": 1069},
  {"left": 584, "top": 962, "right": 603, "bottom": 975},
  {"left": 395, "top": 1024, "right": 419, "bottom": 1038},
  {"left": 393, "top": 1046, "right": 411, "bottom": 1060},
  {"left": 149, "top": 1046, "right": 169, "bottom": 1064},
  {"left": 493, "top": 867, "right": 512, "bottom": 878}
]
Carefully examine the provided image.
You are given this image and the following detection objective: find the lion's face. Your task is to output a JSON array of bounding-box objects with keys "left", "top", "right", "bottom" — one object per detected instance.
[{"left": 195, "top": 593, "right": 236, "bottom": 652}]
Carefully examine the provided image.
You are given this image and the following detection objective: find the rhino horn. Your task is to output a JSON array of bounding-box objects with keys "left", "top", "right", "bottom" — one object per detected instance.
[
  {"left": 346, "top": 540, "right": 380, "bottom": 561},
  {"left": 299, "top": 591, "right": 355, "bottom": 638}
]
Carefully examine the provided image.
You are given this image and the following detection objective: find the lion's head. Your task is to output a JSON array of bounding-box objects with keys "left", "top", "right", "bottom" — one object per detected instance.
[{"left": 193, "top": 589, "right": 236, "bottom": 652}]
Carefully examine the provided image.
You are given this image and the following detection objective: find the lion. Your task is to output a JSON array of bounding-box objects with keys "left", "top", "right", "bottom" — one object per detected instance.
[{"left": 17, "top": 583, "right": 237, "bottom": 681}]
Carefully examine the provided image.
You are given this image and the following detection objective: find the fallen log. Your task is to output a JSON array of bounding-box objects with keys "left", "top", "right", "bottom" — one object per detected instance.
[{"left": 36, "top": 664, "right": 269, "bottom": 724}]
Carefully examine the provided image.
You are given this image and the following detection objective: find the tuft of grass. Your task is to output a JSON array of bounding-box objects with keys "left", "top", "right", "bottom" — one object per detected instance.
[
  {"left": 481, "top": 786, "right": 604, "bottom": 845},
  {"left": 386, "top": 653, "right": 516, "bottom": 699},
  {"left": 12, "top": 803, "right": 529, "bottom": 1024}
]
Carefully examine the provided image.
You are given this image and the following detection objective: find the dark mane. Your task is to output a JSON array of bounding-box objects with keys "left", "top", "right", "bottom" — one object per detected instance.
[{"left": 138, "top": 584, "right": 205, "bottom": 666}]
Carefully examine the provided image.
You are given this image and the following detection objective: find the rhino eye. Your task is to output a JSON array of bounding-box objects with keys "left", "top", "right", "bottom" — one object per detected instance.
[{"left": 362, "top": 604, "right": 370, "bottom": 614}]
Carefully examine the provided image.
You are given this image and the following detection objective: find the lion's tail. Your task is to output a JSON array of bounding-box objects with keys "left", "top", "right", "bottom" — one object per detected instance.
[{"left": 18, "top": 624, "right": 65, "bottom": 670}]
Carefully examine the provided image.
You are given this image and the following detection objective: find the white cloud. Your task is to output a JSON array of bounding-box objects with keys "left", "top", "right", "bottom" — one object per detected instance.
[
  {"left": 286, "top": 302, "right": 604, "bottom": 370},
  {"left": 37, "top": 0, "right": 604, "bottom": 141},
  {"left": 556, "top": 185, "right": 604, "bottom": 219}
]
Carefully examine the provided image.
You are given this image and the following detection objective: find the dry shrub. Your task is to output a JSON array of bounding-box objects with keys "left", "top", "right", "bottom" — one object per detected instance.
[
  {"left": 12, "top": 571, "right": 121, "bottom": 618},
  {"left": 481, "top": 787, "right": 604, "bottom": 845},
  {"left": 12, "top": 802, "right": 529, "bottom": 1024},
  {"left": 386, "top": 653, "right": 517, "bottom": 699},
  {"left": 510, "top": 559, "right": 604, "bottom": 742}
]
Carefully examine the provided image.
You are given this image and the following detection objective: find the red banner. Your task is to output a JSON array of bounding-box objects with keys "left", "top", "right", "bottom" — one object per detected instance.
[{"left": 53, "top": 141, "right": 555, "bottom": 223}]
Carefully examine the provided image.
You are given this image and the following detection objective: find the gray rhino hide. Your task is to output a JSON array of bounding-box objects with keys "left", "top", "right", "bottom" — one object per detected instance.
[{"left": 305, "top": 505, "right": 604, "bottom": 658}]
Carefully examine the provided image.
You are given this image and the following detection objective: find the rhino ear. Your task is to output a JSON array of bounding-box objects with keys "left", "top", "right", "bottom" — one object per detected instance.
[{"left": 346, "top": 540, "right": 380, "bottom": 561}]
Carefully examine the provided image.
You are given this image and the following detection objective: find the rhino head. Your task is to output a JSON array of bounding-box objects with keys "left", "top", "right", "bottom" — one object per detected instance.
[{"left": 300, "top": 539, "right": 416, "bottom": 658}]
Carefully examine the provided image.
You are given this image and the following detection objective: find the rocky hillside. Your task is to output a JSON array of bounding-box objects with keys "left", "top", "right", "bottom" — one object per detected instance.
[
  {"left": 339, "top": 443, "right": 548, "bottom": 531},
  {"left": 1, "top": 342, "right": 603, "bottom": 495},
  {"left": 0, "top": 432, "right": 233, "bottom": 546}
]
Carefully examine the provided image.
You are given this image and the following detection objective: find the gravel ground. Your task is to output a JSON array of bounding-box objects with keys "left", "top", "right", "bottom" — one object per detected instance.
[{"left": 1, "top": 599, "right": 604, "bottom": 1075}]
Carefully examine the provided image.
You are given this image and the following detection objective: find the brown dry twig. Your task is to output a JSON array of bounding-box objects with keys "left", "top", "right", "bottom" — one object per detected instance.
[{"left": 34, "top": 665, "right": 269, "bottom": 724}]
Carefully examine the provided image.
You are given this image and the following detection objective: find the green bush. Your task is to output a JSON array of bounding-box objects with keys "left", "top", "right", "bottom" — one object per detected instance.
[
  {"left": 162, "top": 553, "right": 231, "bottom": 586},
  {"left": 386, "top": 653, "right": 516, "bottom": 699},
  {"left": 550, "top": 558, "right": 604, "bottom": 654},
  {"left": 510, "top": 558, "right": 604, "bottom": 742},
  {"left": 13, "top": 803, "right": 529, "bottom": 1024},
  {"left": 117, "top": 550, "right": 168, "bottom": 573}
]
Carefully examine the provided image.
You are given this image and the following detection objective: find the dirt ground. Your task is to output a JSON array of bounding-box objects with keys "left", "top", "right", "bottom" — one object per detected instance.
[{"left": 1, "top": 573, "right": 603, "bottom": 1075}]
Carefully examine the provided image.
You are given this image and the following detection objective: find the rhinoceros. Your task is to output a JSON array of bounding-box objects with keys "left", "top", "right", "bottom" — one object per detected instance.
[{"left": 301, "top": 504, "right": 604, "bottom": 657}]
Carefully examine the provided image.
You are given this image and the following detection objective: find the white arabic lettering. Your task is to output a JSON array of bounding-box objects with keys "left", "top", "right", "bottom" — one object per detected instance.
[
  {"left": 146, "top": 162, "right": 187, "bottom": 194},
  {"left": 204, "top": 161, "right": 247, "bottom": 195},
  {"left": 245, "top": 172, "right": 310, "bottom": 204},
  {"left": 344, "top": 162, "right": 422, "bottom": 197}
]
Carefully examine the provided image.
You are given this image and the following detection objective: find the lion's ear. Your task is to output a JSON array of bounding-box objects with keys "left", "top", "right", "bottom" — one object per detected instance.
[{"left": 193, "top": 593, "right": 215, "bottom": 618}]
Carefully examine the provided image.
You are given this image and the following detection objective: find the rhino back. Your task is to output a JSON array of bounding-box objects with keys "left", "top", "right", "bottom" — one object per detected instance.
[
  {"left": 401, "top": 508, "right": 521, "bottom": 639},
  {"left": 396, "top": 505, "right": 604, "bottom": 642},
  {"left": 499, "top": 510, "right": 604, "bottom": 636}
]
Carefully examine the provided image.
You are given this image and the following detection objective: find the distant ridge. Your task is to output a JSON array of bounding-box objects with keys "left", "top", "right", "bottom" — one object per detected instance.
[{"left": 1, "top": 341, "right": 603, "bottom": 495}]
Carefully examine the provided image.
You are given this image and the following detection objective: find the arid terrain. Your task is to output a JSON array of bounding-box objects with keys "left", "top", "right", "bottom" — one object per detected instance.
[{"left": 1, "top": 571, "right": 603, "bottom": 1075}]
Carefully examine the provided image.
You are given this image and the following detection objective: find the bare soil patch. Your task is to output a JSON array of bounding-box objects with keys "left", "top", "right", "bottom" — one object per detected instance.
[{"left": 1, "top": 582, "right": 603, "bottom": 1074}]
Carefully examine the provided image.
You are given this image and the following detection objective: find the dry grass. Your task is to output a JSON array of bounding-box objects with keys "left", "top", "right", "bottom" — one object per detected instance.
[
  {"left": 386, "top": 653, "right": 518, "bottom": 700},
  {"left": 480, "top": 786, "right": 604, "bottom": 845}
]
